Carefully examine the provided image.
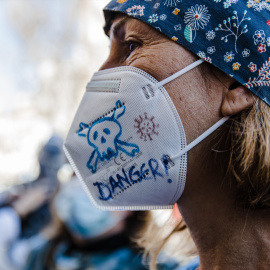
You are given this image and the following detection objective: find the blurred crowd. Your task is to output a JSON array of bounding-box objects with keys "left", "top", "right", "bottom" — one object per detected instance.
[
  {"left": 0, "top": 135, "right": 198, "bottom": 270},
  {"left": 0, "top": 135, "right": 63, "bottom": 269}
]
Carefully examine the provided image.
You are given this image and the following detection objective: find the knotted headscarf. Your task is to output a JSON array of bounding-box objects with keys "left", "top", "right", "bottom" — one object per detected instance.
[{"left": 104, "top": 0, "right": 270, "bottom": 106}]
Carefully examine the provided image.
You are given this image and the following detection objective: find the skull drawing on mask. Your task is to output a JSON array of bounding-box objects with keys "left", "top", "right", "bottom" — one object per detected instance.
[{"left": 78, "top": 100, "right": 140, "bottom": 173}]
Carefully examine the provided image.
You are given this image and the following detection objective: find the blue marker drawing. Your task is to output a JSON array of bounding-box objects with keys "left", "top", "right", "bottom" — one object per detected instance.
[{"left": 78, "top": 100, "right": 140, "bottom": 173}]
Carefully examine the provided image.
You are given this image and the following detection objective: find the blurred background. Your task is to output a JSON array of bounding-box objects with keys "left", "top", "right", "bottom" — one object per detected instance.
[{"left": 0, "top": 0, "right": 110, "bottom": 191}]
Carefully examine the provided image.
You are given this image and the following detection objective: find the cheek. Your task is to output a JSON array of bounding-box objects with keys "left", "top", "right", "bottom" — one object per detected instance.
[
  {"left": 127, "top": 42, "right": 197, "bottom": 82},
  {"left": 127, "top": 50, "right": 171, "bottom": 81}
]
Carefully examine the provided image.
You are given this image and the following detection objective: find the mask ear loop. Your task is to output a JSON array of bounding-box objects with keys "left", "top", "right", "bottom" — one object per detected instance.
[
  {"left": 151, "top": 58, "right": 230, "bottom": 160},
  {"left": 171, "top": 116, "right": 229, "bottom": 160},
  {"left": 152, "top": 59, "right": 204, "bottom": 91}
]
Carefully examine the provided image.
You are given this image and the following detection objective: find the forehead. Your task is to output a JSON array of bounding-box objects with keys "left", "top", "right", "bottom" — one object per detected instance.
[{"left": 106, "top": 13, "right": 164, "bottom": 39}]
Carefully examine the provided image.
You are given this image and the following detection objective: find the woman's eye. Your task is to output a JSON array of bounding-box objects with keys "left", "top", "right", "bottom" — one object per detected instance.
[
  {"left": 129, "top": 42, "right": 139, "bottom": 52},
  {"left": 127, "top": 42, "right": 140, "bottom": 52}
]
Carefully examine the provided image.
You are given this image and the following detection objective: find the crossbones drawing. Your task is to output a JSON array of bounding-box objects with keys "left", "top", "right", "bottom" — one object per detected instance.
[{"left": 78, "top": 100, "right": 140, "bottom": 173}]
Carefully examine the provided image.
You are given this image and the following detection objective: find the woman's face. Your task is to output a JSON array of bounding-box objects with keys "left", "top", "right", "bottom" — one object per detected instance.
[
  {"left": 100, "top": 14, "right": 230, "bottom": 202},
  {"left": 94, "top": 12, "right": 256, "bottom": 220},
  {"left": 100, "top": 14, "right": 224, "bottom": 145}
]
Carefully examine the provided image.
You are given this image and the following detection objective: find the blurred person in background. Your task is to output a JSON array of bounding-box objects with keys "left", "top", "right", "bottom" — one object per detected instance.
[
  {"left": 63, "top": 1, "right": 270, "bottom": 270},
  {"left": 20, "top": 135, "right": 64, "bottom": 239},
  {"left": 0, "top": 135, "right": 64, "bottom": 270},
  {"left": 24, "top": 178, "right": 180, "bottom": 270}
]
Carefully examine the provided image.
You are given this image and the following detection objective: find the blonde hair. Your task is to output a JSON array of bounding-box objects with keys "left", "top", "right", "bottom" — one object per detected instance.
[
  {"left": 229, "top": 98, "right": 270, "bottom": 208},
  {"left": 135, "top": 210, "right": 197, "bottom": 270}
]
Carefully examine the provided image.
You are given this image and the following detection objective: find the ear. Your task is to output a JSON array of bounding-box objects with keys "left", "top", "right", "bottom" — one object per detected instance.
[{"left": 221, "top": 84, "right": 254, "bottom": 116}]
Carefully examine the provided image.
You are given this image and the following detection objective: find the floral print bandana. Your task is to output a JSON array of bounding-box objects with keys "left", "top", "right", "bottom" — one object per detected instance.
[{"left": 104, "top": 0, "right": 270, "bottom": 106}]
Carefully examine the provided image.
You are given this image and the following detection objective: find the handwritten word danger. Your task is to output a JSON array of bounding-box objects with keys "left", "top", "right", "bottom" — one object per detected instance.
[{"left": 93, "top": 158, "right": 169, "bottom": 201}]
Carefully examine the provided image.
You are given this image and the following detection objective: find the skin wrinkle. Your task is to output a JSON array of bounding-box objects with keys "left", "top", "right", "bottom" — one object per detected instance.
[
  {"left": 100, "top": 14, "right": 269, "bottom": 270},
  {"left": 200, "top": 66, "right": 230, "bottom": 115}
]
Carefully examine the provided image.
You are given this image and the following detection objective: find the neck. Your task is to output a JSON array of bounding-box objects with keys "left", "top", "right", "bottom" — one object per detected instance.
[
  {"left": 196, "top": 210, "right": 270, "bottom": 270},
  {"left": 178, "top": 139, "right": 270, "bottom": 270}
]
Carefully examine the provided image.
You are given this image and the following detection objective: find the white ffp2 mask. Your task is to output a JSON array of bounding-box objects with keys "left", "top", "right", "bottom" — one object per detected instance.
[{"left": 64, "top": 60, "right": 228, "bottom": 210}]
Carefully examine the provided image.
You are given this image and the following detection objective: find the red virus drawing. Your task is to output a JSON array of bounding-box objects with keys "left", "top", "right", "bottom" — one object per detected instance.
[{"left": 134, "top": 112, "right": 159, "bottom": 141}]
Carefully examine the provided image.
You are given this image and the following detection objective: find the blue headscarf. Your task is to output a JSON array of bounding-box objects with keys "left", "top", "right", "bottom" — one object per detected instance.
[{"left": 104, "top": 0, "right": 270, "bottom": 106}]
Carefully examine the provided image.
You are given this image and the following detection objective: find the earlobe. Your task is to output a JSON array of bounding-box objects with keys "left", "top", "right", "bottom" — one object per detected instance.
[{"left": 221, "top": 85, "right": 254, "bottom": 116}]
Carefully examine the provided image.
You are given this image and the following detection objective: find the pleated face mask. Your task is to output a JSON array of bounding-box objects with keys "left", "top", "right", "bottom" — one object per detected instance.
[{"left": 64, "top": 59, "right": 228, "bottom": 210}]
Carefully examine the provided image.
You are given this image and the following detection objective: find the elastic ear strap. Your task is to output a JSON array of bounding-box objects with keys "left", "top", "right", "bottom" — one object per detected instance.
[
  {"left": 172, "top": 116, "right": 230, "bottom": 160},
  {"left": 153, "top": 59, "right": 204, "bottom": 91}
]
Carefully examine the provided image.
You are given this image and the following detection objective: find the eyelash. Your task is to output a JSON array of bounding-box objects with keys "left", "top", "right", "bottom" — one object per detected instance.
[{"left": 123, "top": 40, "right": 141, "bottom": 53}]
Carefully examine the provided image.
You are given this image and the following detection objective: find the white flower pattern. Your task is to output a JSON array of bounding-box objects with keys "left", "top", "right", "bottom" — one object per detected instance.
[
  {"left": 224, "top": 51, "right": 235, "bottom": 62},
  {"left": 206, "top": 30, "right": 216, "bottom": 40},
  {"left": 184, "top": 4, "right": 211, "bottom": 30},
  {"left": 242, "top": 48, "right": 250, "bottom": 57},
  {"left": 207, "top": 46, "right": 216, "bottom": 54},
  {"left": 160, "top": 14, "right": 167, "bottom": 20},
  {"left": 197, "top": 51, "right": 206, "bottom": 58},
  {"left": 148, "top": 14, "right": 159, "bottom": 23},
  {"left": 253, "top": 30, "right": 266, "bottom": 45}
]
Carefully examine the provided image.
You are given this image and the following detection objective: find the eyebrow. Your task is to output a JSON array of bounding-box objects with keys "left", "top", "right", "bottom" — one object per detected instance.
[{"left": 109, "top": 17, "right": 129, "bottom": 39}]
